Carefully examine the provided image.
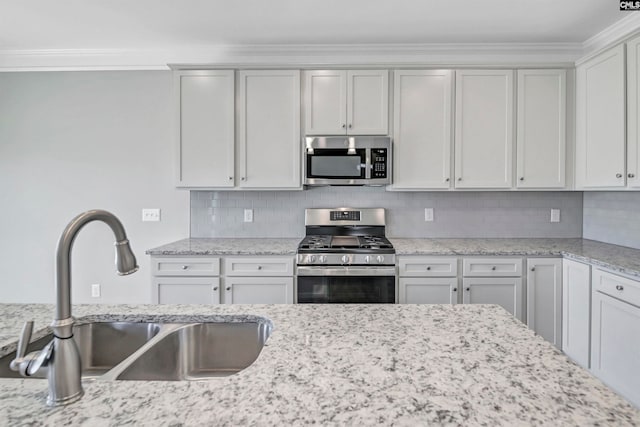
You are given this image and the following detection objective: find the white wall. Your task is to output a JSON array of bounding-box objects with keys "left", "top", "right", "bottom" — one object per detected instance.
[
  {"left": 0, "top": 71, "right": 189, "bottom": 304},
  {"left": 583, "top": 191, "right": 640, "bottom": 249}
]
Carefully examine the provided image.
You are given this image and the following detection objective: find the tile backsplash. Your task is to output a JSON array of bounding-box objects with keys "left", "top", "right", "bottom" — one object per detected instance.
[
  {"left": 583, "top": 192, "right": 640, "bottom": 249},
  {"left": 191, "top": 188, "right": 583, "bottom": 239}
]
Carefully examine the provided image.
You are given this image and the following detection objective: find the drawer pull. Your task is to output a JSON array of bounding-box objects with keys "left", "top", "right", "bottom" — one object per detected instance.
[
  {"left": 181, "top": 265, "right": 188, "bottom": 270},
  {"left": 226, "top": 286, "right": 231, "bottom": 291},
  {"left": 465, "top": 287, "right": 470, "bottom": 292},
  {"left": 426, "top": 266, "right": 431, "bottom": 271},
  {"left": 452, "top": 288, "right": 457, "bottom": 292},
  {"left": 531, "top": 267, "right": 535, "bottom": 272},
  {"left": 257, "top": 265, "right": 263, "bottom": 270},
  {"left": 213, "top": 286, "right": 218, "bottom": 291},
  {"left": 491, "top": 266, "right": 496, "bottom": 271},
  {"left": 616, "top": 285, "right": 624, "bottom": 291}
]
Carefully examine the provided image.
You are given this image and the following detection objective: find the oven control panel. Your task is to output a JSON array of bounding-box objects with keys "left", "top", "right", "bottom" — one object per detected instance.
[
  {"left": 330, "top": 210, "right": 360, "bottom": 221},
  {"left": 297, "top": 253, "right": 395, "bottom": 266}
]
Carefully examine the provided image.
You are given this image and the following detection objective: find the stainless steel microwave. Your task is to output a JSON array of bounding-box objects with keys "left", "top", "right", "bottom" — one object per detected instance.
[{"left": 304, "top": 136, "right": 392, "bottom": 186}]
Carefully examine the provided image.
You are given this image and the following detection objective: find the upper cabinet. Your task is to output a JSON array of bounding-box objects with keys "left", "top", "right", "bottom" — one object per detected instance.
[
  {"left": 175, "top": 70, "right": 235, "bottom": 188},
  {"left": 304, "top": 70, "right": 388, "bottom": 135},
  {"left": 238, "top": 70, "right": 301, "bottom": 189},
  {"left": 575, "top": 45, "right": 626, "bottom": 189},
  {"left": 454, "top": 70, "right": 514, "bottom": 188},
  {"left": 516, "top": 70, "right": 567, "bottom": 188},
  {"left": 392, "top": 70, "right": 453, "bottom": 189}
]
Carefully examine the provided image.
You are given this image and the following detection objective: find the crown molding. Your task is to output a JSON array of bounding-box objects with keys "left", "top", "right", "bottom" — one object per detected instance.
[
  {"left": 578, "top": 13, "right": 640, "bottom": 64},
  {"left": 0, "top": 43, "right": 583, "bottom": 71}
]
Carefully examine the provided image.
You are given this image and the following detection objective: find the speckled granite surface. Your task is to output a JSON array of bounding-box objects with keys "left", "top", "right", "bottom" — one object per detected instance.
[
  {"left": 146, "top": 238, "right": 300, "bottom": 256},
  {"left": 0, "top": 303, "right": 638, "bottom": 426}
]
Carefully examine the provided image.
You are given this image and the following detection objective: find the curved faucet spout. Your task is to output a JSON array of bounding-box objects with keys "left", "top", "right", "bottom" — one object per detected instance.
[{"left": 55, "top": 209, "right": 138, "bottom": 323}]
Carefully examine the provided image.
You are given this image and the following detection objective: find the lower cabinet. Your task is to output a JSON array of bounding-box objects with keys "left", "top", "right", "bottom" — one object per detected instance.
[
  {"left": 154, "top": 277, "right": 220, "bottom": 304},
  {"left": 526, "top": 258, "right": 562, "bottom": 348},
  {"left": 398, "top": 278, "right": 458, "bottom": 304},
  {"left": 590, "top": 269, "right": 640, "bottom": 408},
  {"left": 561, "top": 259, "right": 591, "bottom": 369},
  {"left": 224, "top": 277, "right": 294, "bottom": 304},
  {"left": 462, "top": 277, "right": 523, "bottom": 321}
]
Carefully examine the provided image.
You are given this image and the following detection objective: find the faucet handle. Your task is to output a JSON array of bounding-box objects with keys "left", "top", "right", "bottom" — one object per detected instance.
[{"left": 9, "top": 321, "right": 33, "bottom": 372}]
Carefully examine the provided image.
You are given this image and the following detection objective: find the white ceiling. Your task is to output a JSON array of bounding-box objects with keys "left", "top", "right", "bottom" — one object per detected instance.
[{"left": 0, "top": 0, "right": 627, "bottom": 50}]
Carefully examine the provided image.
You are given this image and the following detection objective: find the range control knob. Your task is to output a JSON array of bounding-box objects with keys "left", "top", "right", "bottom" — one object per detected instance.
[
  {"left": 341, "top": 255, "right": 350, "bottom": 264},
  {"left": 318, "top": 255, "right": 327, "bottom": 264},
  {"left": 308, "top": 255, "right": 316, "bottom": 264},
  {"left": 364, "top": 256, "right": 372, "bottom": 264},
  {"left": 376, "top": 255, "right": 385, "bottom": 264}
]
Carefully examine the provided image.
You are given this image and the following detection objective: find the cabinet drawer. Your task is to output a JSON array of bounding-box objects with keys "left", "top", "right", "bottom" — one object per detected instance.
[
  {"left": 152, "top": 257, "right": 220, "bottom": 277},
  {"left": 593, "top": 269, "right": 640, "bottom": 307},
  {"left": 224, "top": 257, "right": 294, "bottom": 276},
  {"left": 463, "top": 258, "right": 522, "bottom": 277},
  {"left": 398, "top": 257, "right": 457, "bottom": 277},
  {"left": 154, "top": 278, "right": 221, "bottom": 304}
]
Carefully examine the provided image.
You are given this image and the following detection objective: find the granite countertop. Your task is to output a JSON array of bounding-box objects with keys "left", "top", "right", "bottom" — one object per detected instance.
[
  {"left": 0, "top": 303, "right": 638, "bottom": 426},
  {"left": 148, "top": 237, "right": 640, "bottom": 279}
]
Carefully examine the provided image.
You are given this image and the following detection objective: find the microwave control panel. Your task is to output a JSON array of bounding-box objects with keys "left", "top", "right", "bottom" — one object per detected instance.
[{"left": 372, "top": 149, "right": 388, "bottom": 178}]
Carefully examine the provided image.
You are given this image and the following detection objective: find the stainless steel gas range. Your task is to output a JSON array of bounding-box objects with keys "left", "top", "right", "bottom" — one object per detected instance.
[{"left": 296, "top": 208, "right": 396, "bottom": 303}]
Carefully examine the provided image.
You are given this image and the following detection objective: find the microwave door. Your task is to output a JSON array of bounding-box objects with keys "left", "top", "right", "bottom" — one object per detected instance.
[{"left": 307, "top": 149, "right": 366, "bottom": 179}]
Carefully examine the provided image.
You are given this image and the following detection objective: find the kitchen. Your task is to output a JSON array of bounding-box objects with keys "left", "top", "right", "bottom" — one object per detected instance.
[{"left": 1, "top": 0, "right": 640, "bottom": 424}]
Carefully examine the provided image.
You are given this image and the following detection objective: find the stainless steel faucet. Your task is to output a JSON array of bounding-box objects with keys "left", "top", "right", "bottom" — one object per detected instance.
[{"left": 10, "top": 210, "right": 138, "bottom": 406}]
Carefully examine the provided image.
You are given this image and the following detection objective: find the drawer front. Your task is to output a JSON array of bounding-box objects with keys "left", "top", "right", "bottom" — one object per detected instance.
[
  {"left": 152, "top": 257, "right": 220, "bottom": 277},
  {"left": 463, "top": 258, "right": 522, "bottom": 277},
  {"left": 398, "top": 257, "right": 458, "bottom": 277},
  {"left": 224, "top": 257, "right": 294, "bottom": 276},
  {"left": 593, "top": 269, "right": 640, "bottom": 307}
]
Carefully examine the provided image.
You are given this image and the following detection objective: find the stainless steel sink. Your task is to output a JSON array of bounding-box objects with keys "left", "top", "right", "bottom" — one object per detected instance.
[
  {"left": 0, "top": 322, "right": 162, "bottom": 379},
  {"left": 0, "top": 319, "right": 272, "bottom": 381}
]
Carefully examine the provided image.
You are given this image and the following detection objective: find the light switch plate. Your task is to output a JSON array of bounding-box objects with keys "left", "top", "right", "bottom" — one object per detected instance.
[
  {"left": 244, "top": 209, "right": 253, "bottom": 223},
  {"left": 550, "top": 208, "right": 560, "bottom": 223},
  {"left": 142, "top": 208, "right": 161, "bottom": 222},
  {"left": 424, "top": 208, "right": 434, "bottom": 222},
  {"left": 91, "top": 283, "right": 101, "bottom": 298}
]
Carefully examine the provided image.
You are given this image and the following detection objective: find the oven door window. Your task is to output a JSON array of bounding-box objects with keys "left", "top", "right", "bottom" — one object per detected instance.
[
  {"left": 307, "top": 149, "right": 366, "bottom": 179},
  {"left": 297, "top": 275, "right": 395, "bottom": 303}
]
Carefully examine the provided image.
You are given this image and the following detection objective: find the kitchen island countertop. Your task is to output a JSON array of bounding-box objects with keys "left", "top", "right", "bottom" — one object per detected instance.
[{"left": 0, "top": 303, "right": 638, "bottom": 426}]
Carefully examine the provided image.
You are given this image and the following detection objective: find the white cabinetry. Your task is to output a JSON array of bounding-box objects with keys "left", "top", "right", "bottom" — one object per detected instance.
[
  {"left": 454, "top": 70, "right": 514, "bottom": 188},
  {"left": 174, "top": 70, "right": 235, "bottom": 188},
  {"left": 561, "top": 259, "right": 591, "bottom": 368},
  {"left": 238, "top": 70, "right": 301, "bottom": 189},
  {"left": 575, "top": 45, "right": 626, "bottom": 189},
  {"left": 626, "top": 34, "right": 640, "bottom": 188},
  {"left": 223, "top": 257, "right": 294, "bottom": 304},
  {"left": 392, "top": 70, "right": 453, "bottom": 189},
  {"left": 304, "top": 70, "right": 388, "bottom": 135},
  {"left": 151, "top": 257, "right": 221, "bottom": 304},
  {"left": 398, "top": 257, "right": 458, "bottom": 304},
  {"left": 591, "top": 269, "right": 640, "bottom": 408},
  {"left": 526, "top": 258, "right": 562, "bottom": 348},
  {"left": 462, "top": 258, "right": 523, "bottom": 321},
  {"left": 516, "top": 70, "right": 566, "bottom": 188}
]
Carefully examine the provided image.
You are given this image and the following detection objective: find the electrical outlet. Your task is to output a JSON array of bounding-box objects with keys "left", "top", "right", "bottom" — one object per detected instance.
[
  {"left": 424, "top": 208, "right": 434, "bottom": 222},
  {"left": 142, "top": 208, "right": 161, "bottom": 222},
  {"left": 244, "top": 209, "right": 253, "bottom": 223},
  {"left": 91, "top": 283, "right": 101, "bottom": 298},
  {"left": 550, "top": 208, "right": 560, "bottom": 223}
]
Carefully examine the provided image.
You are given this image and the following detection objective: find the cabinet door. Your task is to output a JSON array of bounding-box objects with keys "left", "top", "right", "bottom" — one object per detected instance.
[
  {"left": 399, "top": 278, "right": 458, "bottom": 304},
  {"left": 154, "top": 277, "right": 220, "bottom": 304},
  {"left": 454, "top": 70, "right": 514, "bottom": 188},
  {"left": 627, "top": 34, "right": 640, "bottom": 188},
  {"left": 224, "top": 277, "right": 294, "bottom": 304},
  {"left": 526, "top": 258, "right": 562, "bottom": 348},
  {"left": 238, "top": 70, "right": 301, "bottom": 189},
  {"left": 175, "top": 70, "right": 235, "bottom": 188},
  {"left": 591, "top": 291, "right": 640, "bottom": 408},
  {"left": 516, "top": 70, "right": 566, "bottom": 188},
  {"left": 462, "top": 277, "right": 523, "bottom": 321},
  {"left": 347, "top": 70, "right": 389, "bottom": 135},
  {"left": 561, "top": 259, "right": 591, "bottom": 369},
  {"left": 304, "top": 70, "right": 347, "bottom": 135},
  {"left": 575, "top": 44, "right": 626, "bottom": 188},
  {"left": 392, "top": 70, "right": 453, "bottom": 189}
]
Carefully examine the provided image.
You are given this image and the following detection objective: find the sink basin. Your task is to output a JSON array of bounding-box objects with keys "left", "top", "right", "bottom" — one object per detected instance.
[
  {"left": 0, "top": 322, "right": 162, "bottom": 379},
  {"left": 0, "top": 318, "right": 272, "bottom": 381},
  {"left": 115, "top": 322, "right": 271, "bottom": 380}
]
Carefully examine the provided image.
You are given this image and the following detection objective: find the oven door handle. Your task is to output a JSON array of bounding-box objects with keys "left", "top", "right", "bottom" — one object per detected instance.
[{"left": 296, "top": 266, "right": 396, "bottom": 276}]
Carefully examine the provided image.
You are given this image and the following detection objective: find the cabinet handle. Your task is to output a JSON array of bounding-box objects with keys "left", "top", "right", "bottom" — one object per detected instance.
[
  {"left": 453, "top": 288, "right": 457, "bottom": 292},
  {"left": 241, "top": 177, "right": 246, "bottom": 181},
  {"left": 228, "top": 176, "right": 233, "bottom": 181},
  {"left": 629, "top": 173, "right": 636, "bottom": 178},
  {"left": 257, "top": 265, "right": 263, "bottom": 270},
  {"left": 348, "top": 124, "right": 352, "bottom": 129},
  {"left": 213, "top": 286, "right": 218, "bottom": 291},
  {"left": 445, "top": 178, "right": 450, "bottom": 182},
  {"left": 226, "top": 286, "right": 232, "bottom": 291},
  {"left": 531, "top": 267, "right": 535, "bottom": 272},
  {"left": 519, "top": 177, "right": 524, "bottom": 181},
  {"left": 457, "top": 177, "right": 462, "bottom": 181},
  {"left": 342, "top": 124, "right": 346, "bottom": 129},
  {"left": 491, "top": 266, "right": 496, "bottom": 271},
  {"left": 426, "top": 266, "right": 431, "bottom": 271},
  {"left": 465, "top": 287, "right": 470, "bottom": 292},
  {"left": 616, "top": 173, "right": 623, "bottom": 178},
  {"left": 616, "top": 285, "right": 624, "bottom": 291},
  {"left": 181, "top": 265, "right": 188, "bottom": 270}
]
